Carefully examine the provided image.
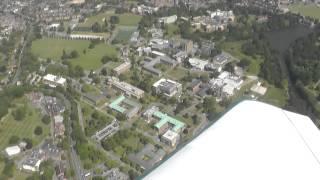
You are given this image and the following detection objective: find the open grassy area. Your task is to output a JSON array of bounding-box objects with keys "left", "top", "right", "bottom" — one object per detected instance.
[
  {"left": 31, "top": 37, "right": 118, "bottom": 70},
  {"left": 261, "top": 85, "right": 288, "bottom": 107},
  {"left": 79, "top": 11, "right": 142, "bottom": 28},
  {"left": 289, "top": 3, "right": 320, "bottom": 20},
  {"left": 0, "top": 97, "right": 50, "bottom": 150},
  {"left": 165, "top": 24, "right": 179, "bottom": 37},
  {"left": 221, "top": 41, "right": 264, "bottom": 75}
]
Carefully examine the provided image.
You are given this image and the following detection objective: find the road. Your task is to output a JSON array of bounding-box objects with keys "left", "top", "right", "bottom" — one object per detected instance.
[
  {"left": 10, "top": 25, "right": 32, "bottom": 85},
  {"left": 77, "top": 102, "right": 85, "bottom": 132}
]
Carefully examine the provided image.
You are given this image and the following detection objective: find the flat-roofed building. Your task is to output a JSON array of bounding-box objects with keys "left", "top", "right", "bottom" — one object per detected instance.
[
  {"left": 108, "top": 96, "right": 142, "bottom": 119},
  {"left": 153, "top": 79, "right": 182, "bottom": 97},
  {"left": 153, "top": 111, "right": 185, "bottom": 134},
  {"left": 43, "top": 74, "right": 66, "bottom": 88},
  {"left": 108, "top": 77, "right": 144, "bottom": 99},
  {"left": 161, "top": 130, "right": 180, "bottom": 147},
  {"left": 113, "top": 62, "right": 131, "bottom": 75},
  {"left": 5, "top": 145, "right": 21, "bottom": 157}
]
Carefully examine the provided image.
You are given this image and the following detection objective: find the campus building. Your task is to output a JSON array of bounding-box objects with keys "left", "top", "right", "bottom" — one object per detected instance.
[
  {"left": 113, "top": 62, "right": 131, "bottom": 75},
  {"left": 153, "top": 79, "right": 182, "bottom": 97},
  {"left": 43, "top": 74, "right": 66, "bottom": 88},
  {"left": 108, "top": 95, "right": 141, "bottom": 119},
  {"left": 108, "top": 77, "right": 144, "bottom": 99}
]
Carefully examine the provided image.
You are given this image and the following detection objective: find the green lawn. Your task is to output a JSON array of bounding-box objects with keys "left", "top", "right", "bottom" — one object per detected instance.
[
  {"left": 289, "top": 3, "right": 320, "bottom": 20},
  {"left": 165, "top": 24, "right": 179, "bottom": 37},
  {"left": 221, "top": 41, "right": 263, "bottom": 75},
  {"left": 261, "top": 86, "right": 288, "bottom": 107},
  {"left": 0, "top": 97, "right": 50, "bottom": 150},
  {"left": 79, "top": 11, "right": 142, "bottom": 28},
  {"left": 31, "top": 38, "right": 118, "bottom": 70}
]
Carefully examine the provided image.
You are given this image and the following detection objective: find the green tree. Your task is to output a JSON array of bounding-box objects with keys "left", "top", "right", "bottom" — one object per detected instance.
[
  {"left": 203, "top": 97, "right": 216, "bottom": 114},
  {"left": 41, "top": 115, "right": 51, "bottom": 125},
  {"left": 34, "top": 126, "right": 43, "bottom": 135}
]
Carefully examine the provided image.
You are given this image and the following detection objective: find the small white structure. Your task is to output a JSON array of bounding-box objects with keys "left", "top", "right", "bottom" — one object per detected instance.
[
  {"left": 5, "top": 146, "right": 21, "bottom": 157},
  {"left": 159, "top": 15, "right": 178, "bottom": 24},
  {"left": 22, "top": 159, "right": 42, "bottom": 172},
  {"left": 43, "top": 74, "right": 66, "bottom": 88},
  {"left": 188, "top": 58, "right": 209, "bottom": 71},
  {"left": 161, "top": 130, "right": 180, "bottom": 147},
  {"left": 54, "top": 115, "right": 64, "bottom": 124},
  {"left": 251, "top": 82, "right": 268, "bottom": 96}
]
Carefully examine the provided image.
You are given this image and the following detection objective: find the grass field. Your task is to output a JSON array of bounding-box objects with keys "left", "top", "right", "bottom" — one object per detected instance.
[
  {"left": 31, "top": 38, "right": 118, "bottom": 70},
  {"left": 221, "top": 41, "right": 264, "bottom": 75},
  {"left": 165, "top": 24, "right": 179, "bottom": 37},
  {"left": 289, "top": 3, "right": 320, "bottom": 20},
  {"left": 0, "top": 97, "right": 50, "bottom": 150},
  {"left": 79, "top": 11, "right": 142, "bottom": 28},
  {"left": 261, "top": 86, "right": 288, "bottom": 107}
]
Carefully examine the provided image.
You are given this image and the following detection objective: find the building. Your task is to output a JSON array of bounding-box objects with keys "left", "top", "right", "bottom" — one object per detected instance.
[
  {"left": 113, "top": 62, "right": 131, "bottom": 75},
  {"left": 153, "top": 111, "right": 185, "bottom": 134},
  {"left": 143, "top": 106, "right": 160, "bottom": 123},
  {"left": 188, "top": 58, "right": 209, "bottom": 71},
  {"left": 108, "top": 96, "right": 141, "bottom": 119},
  {"left": 143, "top": 56, "right": 178, "bottom": 77},
  {"left": 144, "top": 100, "right": 320, "bottom": 180},
  {"left": 209, "top": 71, "right": 243, "bottom": 100},
  {"left": 153, "top": 79, "right": 182, "bottom": 97},
  {"left": 43, "top": 74, "right": 66, "bottom": 88},
  {"left": 108, "top": 77, "right": 144, "bottom": 99},
  {"left": 159, "top": 15, "right": 178, "bottom": 24},
  {"left": 5, "top": 145, "right": 21, "bottom": 157},
  {"left": 190, "top": 79, "right": 202, "bottom": 93},
  {"left": 23, "top": 159, "right": 42, "bottom": 172},
  {"left": 94, "top": 120, "right": 119, "bottom": 141},
  {"left": 161, "top": 130, "right": 180, "bottom": 147},
  {"left": 250, "top": 82, "right": 268, "bottom": 96},
  {"left": 128, "top": 144, "right": 166, "bottom": 170}
]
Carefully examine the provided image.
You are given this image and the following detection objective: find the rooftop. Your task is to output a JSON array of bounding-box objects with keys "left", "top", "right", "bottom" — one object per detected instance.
[{"left": 153, "top": 111, "right": 185, "bottom": 132}]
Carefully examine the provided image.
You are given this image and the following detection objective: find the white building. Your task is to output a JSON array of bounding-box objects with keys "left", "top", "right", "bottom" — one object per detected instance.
[
  {"left": 22, "top": 159, "right": 42, "bottom": 172},
  {"left": 251, "top": 82, "right": 268, "bottom": 96},
  {"left": 5, "top": 145, "right": 21, "bottom": 157},
  {"left": 144, "top": 100, "right": 320, "bottom": 180},
  {"left": 161, "top": 130, "right": 180, "bottom": 147},
  {"left": 43, "top": 74, "right": 66, "bottom": 88},
  {"left": 188, "top": 58, "right": 209, "bottom": 71},
  {"left": 153, "top": 79, "right": 182, "bottom": 97},
  {"left": 159, "top": 15, "right": 178, "bottom": 24},
  {"left": 54, "top": 115, "right": 64, "bottom": 124},
  {"left": 210, "top": 71, "right": 243, "bottom": 99}
]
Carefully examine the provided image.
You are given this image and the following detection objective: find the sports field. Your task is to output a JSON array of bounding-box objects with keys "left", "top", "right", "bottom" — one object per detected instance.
[
  {"left": 31, "top": 38, "right": 118, "bottom": 70},
  {"left": 78, "top": 11, "right": 142, "bottom": 28},
  {"left": 0, "top": 97, "right": 49, "bottom": 150},
  {"left": 289, "top": 3, "right": 320, "bottom": 20}
]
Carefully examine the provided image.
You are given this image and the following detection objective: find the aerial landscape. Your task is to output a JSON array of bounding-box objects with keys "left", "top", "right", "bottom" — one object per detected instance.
[{"left": 0, "top": 0, "right": 319, "bottom": 179}]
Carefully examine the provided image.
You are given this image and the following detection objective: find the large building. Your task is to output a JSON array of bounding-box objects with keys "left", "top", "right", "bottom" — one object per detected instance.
[
  {"left": 108, "top": 77, "right": 144, "bottom": 99},
  {"left": 153, "top": 79, "right": 182, "bottom": 97},
  {"left": 143, "top": 100, "right": 320, "bottom": 180},
  {"left": 108, "top": 96, "right": 142, "bottom": 119},
  {"left": 43, "top": 74, "right": 66, "bottom": 88}
]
